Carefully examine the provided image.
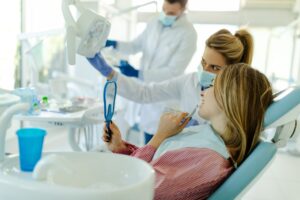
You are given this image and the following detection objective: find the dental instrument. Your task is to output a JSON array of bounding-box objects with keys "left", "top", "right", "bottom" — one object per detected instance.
[
  {"left": 62, "top": 0, "right": 111, "bottom": 65},
  {"left": 103, "top": 80, "right": 117, "bottom": 142},
  {"left": 163, "top": 104, "right": 198, "bottom": 124},
  {"left": 185, "top": 104, "right": 198, "bottom": 119}
]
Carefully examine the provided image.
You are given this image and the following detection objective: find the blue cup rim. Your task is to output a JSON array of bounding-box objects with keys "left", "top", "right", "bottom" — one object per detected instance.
[{"left": 16, "top": 128, "right": 47, "bottom": 138}]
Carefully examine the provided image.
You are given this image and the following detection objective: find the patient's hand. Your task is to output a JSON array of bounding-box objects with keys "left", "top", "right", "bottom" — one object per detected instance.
[
  {"left": 102, "top": 122, "right": 126, "bottom": 152},
  {"left": 149, "top": 112, "right": 190, "bottom": 148}
]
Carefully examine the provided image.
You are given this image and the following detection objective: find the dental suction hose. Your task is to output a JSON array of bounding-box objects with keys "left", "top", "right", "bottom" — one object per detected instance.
[{"left": 0, "top": 103, "right": 30, "bottom": 162}]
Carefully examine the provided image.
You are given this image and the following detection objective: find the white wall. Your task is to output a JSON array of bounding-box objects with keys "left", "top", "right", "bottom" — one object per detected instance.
[{"left": 1, "top": 0, "right": 298, "bottom": 91}]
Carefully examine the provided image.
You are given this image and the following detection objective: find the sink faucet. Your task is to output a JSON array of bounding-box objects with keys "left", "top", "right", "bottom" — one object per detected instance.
[{"left": 0, "top": 103, "right": 30, "bottom": 162}]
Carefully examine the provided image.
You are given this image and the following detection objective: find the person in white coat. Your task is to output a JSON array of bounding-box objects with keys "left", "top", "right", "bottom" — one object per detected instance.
[
  {"left": 105, "top": 0, "right": 196, "bottom": 81},
  {"left": 87, "top": 28, "right": 253, "bottom": 143},
  {"left": 104, "top": 0, "right": 197, "bottom": 143}
]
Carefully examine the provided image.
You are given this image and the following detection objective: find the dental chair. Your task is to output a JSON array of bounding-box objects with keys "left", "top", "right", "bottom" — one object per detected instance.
[{"left": 209, "top": 86, "right": 300, "bottom": 200}]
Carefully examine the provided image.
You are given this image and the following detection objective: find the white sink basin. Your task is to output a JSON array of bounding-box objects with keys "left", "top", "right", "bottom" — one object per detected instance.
[{"left": 0, "top": 152, "right": 155, "bottom": 200}]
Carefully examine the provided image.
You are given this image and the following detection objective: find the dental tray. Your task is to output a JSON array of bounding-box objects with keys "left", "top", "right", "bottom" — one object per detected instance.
[{"left": 59, "top": 106, "right": 86, "bottom": 113}]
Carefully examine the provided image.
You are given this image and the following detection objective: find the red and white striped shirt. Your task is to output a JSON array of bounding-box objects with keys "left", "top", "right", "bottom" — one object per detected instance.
[{"left": 116, "top": 142, "right": 234, "bottom": 200}]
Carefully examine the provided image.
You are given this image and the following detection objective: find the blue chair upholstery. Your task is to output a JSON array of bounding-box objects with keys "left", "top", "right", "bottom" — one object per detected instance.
[
  {"left": 208, "top": 142, "right": 276, "bottom": 200},
  {"left": 209, "top": 86, "right": 300, "bottom": 200},
  {"left": 264, "top": 86, "right": 300, "bottom": 128}
]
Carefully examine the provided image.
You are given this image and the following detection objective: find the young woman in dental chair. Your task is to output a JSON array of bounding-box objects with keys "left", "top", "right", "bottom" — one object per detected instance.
[{"left": 102, "top": 63, "right": 273, "bottom": 200}]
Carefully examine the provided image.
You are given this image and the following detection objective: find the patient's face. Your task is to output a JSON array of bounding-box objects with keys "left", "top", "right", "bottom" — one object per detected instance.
[{"left": 198, "top": 87, "right": 222, "bottom": 120}]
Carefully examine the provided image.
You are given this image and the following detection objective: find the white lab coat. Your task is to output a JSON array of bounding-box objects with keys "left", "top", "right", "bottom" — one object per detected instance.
[
  {"left": 115, "top": 14, "right": 197, "bottom": 134},
  {"left": 116, "top": 72, "right": 205, "bottom": 134},
  {"left": 117, "top": 14, "right": 197, "bottom": 82}
]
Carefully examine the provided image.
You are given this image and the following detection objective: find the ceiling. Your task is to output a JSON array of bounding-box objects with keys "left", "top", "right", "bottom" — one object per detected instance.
[
  {"left": 241, "top": 0, "right": 296, "bottom": 10},
  {"left": 135, "top": 0, "right": 298, "bottom": 27},
  {"left": 129, "top": 0, "right": 299, "bottom": 12}
]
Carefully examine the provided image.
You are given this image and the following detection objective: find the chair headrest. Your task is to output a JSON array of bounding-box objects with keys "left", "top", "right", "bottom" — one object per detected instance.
[{"left": 264, "top": 86, "right": 300, "bottom": 128}]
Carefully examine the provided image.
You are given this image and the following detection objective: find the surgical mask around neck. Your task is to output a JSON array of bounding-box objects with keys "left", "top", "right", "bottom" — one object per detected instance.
[
  {"left": 197, "top": 67, "right": 216, "bottom": 90},
  {"left": 159, "top": 12, "right": 177, "bottom": 27}
]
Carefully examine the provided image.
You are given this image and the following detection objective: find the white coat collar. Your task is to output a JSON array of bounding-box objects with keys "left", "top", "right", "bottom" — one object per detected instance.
[
  {"left": 172, "top": 13, "right": 188, "bottom": 28},
  {"left": 192, "top": 72, "right": 200, "bottom": 88},
  {"left": 156, "top": 13, "right": 189, "bottom": 28}
]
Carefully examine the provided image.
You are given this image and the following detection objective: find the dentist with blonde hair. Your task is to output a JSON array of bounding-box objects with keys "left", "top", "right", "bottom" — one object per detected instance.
[
  {"left": 99, "top": 0, "right": 197, "bottom": 143},
  {"left": 88, "top": 28, "right": 253, "bottom": 143}
]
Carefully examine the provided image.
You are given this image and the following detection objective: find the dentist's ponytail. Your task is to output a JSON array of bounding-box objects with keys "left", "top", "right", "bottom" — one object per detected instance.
[
  {"left": 234, "top": 29, "right": 253, "bottom": 64},
  {"left": 206, "top": 28, "right": 254, "bottom": 65}
]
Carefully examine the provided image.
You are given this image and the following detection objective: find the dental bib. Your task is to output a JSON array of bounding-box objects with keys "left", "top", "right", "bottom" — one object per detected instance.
[{"left": 153, "top": 124, "right": 230, "bottom": 160}]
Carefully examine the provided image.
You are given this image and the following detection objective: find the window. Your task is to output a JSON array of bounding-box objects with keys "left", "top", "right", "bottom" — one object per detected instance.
[
  {"left": 21, "top": 0, "right": 66, "bottom": 88},
  {"left": 0, "top": 1, "right": 21, "bottom": 89},
  {"left": 132, "top": 0, "right": 240, "bottom": 12},
  {"left": 24, "top": 0, "right": 64, "bottom": 32},
  {"left": 251, "top": 27, "right": 296, "bottom": 91},
  {"left": 132, "top": 0, "right": 160, "bottom": 12},
  {"left": 188, "top": 0, "right": 240, "bottom": 11}
]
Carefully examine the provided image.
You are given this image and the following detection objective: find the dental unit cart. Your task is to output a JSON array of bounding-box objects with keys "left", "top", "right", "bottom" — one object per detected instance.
[{"left": 13, "top": 103, "right": 105, "bottom": 151}]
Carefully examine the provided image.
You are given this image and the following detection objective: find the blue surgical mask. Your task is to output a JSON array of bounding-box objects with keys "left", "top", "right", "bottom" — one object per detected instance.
[
  {"left": 197, "top": 68, "right": 216, "bottom": 90},
  {"left": 159, "top": 12, "right": 177, "bottom": 27}
]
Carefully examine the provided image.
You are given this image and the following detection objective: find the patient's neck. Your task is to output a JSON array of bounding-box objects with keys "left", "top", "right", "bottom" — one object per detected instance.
[{"left": 210, "top": 113, "right": 227, "bottom": 136}]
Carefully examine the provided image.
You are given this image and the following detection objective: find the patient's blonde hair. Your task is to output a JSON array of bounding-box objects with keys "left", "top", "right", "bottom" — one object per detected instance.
[
  {"left": 214, "top": 63, "right": 273, "bottom": 166},
  {"left": 206, "top": 29, "right": 253, "bottom": 65}
]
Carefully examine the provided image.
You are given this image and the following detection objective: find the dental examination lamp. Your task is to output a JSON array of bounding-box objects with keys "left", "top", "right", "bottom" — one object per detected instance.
[{"left": 62, "top": 0, "right": 111, "bottom": 65}]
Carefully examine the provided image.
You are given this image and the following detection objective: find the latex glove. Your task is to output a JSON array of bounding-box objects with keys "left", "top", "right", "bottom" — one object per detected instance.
[
  {"left": 119, "top": 60, "right": 139, "bottom": 78},
  {"left": 105, "top": 40, "right": 117, "bottom": 49},
  {"left": 186, "top": 118, "right": 199, "bottom": 127},
  {"left": 102, "top": 121, "right": 126, "bottom": 152},
  {"left": 86, "top": 53, "right": 113, "bottom": 77}
]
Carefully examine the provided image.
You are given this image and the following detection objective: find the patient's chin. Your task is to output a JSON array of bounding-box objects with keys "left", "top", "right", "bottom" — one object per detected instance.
[{"left": 198, "top": 110, "right": 209, "bottom": 120}]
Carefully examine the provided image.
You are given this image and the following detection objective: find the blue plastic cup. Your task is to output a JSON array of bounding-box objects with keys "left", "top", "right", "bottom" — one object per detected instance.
[{"left": 16, "top": 128, "right": 47, "bottom": 172}]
